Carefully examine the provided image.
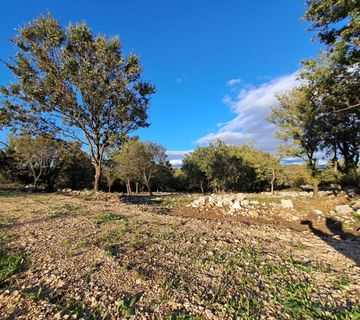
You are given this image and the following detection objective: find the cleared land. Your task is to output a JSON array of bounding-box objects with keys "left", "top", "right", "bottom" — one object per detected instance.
[{"left": 0, "top": 191, "right": 359, "bottom": 319}]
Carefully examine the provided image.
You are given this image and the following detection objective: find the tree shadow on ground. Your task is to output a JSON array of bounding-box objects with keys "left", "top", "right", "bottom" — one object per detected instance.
[
  {"left": 301, "top": 218, "right": 360, "bottom": 267},
  {"left": 120, "top": 195, "right": 163, "bottom": 206},
  {"left": 1, "top": 211, "right": 74, "bottom": 231}
]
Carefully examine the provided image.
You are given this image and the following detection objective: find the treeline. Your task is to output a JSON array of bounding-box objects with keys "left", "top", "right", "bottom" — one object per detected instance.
[{"left": 1, "top": 135, "right": 355, "bottom": 194}]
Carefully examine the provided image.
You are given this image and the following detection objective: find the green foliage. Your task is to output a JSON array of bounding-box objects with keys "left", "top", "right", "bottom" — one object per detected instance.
[
  {"left": 304, "top": 0, "right": 359, "bottom": 64},
  {"left": 0, "top": 251, "right": 25, "bottom": 283},
  {"left": 0, "top": 231, "right": 25, "bottom": 285},
  {"left": 92, "top": 211, "right": 124, "bottom": 225},
  {"left": 116, "top": 292, "right": 143, "bottom": 317},
  {"left": 114, "top": 139, "right": 167, "bottom": 194},
  {"left": 269, "top": 1, "right": 360, "bottom": 191},
  {"left": 57, "top": 143, "right": 94, "bottom": 190},
  {"left": 182, "top": 141, "right": 284, "bottom": 193},
  {"left": 1, "top": 14, "right": 155, "bottom": 191}
]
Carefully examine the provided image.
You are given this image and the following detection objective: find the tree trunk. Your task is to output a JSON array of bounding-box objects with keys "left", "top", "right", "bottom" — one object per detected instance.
[
  {"left": 94, "top": 162, "right": 102, "bottom": 192},
  {"left": 200, "top": 180, "right": 204, "bottom": 193},
  {"left": 271, "top": 168, "right": 275, "bottom": 195},
  {"left": 108, "top": 184, "right": 111, "bottom": 193},
  {"left": 135, "top": 182, "right": 139, "bottom": 194},
  {"left": 33, "top": 178, "right": 38, "bottom": 192},
  {"left": 126, "top": 178, "right": 132, "bottom": 196},
  {"left": 313, "top": 180, "right": 319, "bottom": 197},
  {"left": 145, "top": 181, "right": 152, "bottom": 196}
]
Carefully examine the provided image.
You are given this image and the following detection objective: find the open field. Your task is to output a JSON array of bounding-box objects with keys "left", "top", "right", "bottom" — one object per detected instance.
[{"left": 0, "top": 191, "right": 359, "bottom": 319}]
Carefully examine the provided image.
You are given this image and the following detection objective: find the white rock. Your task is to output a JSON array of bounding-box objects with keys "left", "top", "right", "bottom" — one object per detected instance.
[
  {"left": 231, "top": 200, "right": 242, "bottom": 211},
  {"left": 241, "top": 200, "right": 250, "bottom": 207},
  {"left": 335, "top": 205, "right": 353, "bottom": 215},
  {"left": 314, "top": 209, "right": 323, "bottom": 215},
  {"left": 215, "top": 200, "right": 224, "bottom": 208},
  {"left": 208, "top": 196, "right": 217, "bottom": 206},
  {"left": 281, "top": 199, "right": 294, "bottom": 209},
  {"left": 222, "top": 198, "right": 234, "bottom": 207}
]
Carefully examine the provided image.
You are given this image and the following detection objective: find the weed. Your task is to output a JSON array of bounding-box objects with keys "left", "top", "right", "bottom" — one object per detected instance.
[
  {"left": 92, "top": 211, "right": 125, "bottom": 225},
  {"left": 168, "top": 311, "right": 200, "bottom": 320},
  {"left": 0, "top": 250, "right": 25, "bottom": 283},
  {"left": 116, "top": 292, "right": 143, "bottom": 317},
  {"left": 333, "top": 274, "right": 351, "bottom": 290},
  {"left": 0, "top": 215, "right": 17, "bottom": 228}
]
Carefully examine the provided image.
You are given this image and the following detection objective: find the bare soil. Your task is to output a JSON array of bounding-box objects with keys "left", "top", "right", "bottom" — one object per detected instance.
[{"left": 0, "top": 191, "right": 359, "bottom": 319}]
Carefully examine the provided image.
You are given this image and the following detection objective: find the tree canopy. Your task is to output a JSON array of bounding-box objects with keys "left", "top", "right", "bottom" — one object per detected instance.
[{"left": 0, "top": 14, "right": 155, "bottom": 191}]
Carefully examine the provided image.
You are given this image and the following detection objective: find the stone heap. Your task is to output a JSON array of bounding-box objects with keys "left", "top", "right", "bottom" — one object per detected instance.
[{"left": 189, "top": 193, "right": 286, "bottom": 216}]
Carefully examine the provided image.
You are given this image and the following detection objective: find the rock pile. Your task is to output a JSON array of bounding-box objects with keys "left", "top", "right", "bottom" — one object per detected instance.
[{"left": 189, "top": 194, "right": 289, "bottom": 217}]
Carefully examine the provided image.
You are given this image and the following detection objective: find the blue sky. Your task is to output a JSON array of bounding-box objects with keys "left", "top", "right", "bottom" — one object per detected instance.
[{"left": 0, "top": 0, "right": 320, "bottom": 165}]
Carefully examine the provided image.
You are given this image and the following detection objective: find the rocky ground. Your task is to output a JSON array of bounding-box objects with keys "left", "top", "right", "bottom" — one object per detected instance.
[{"left": 0, "top": 190, "right": 359, "bottom": 319}]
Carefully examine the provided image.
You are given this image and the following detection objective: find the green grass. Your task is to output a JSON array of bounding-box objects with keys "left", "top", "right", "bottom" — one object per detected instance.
[
  {"left": 116, "top": 292, "right": 143, "bottom": 317},
  {"left": 246, "top": 195, "right": 282, "bottom": 204},
  {"left": 92, "top": 211, "right": 126, "bottom": 225},
  {"left": 28, "top": 286, "right": 101, "bottom": 319},
  {"left": 0, "top": 251, "right": 25, "bottom": 283},
  {"left": 0, "top": 190, "right": 25, "bottom": 198},
  {"left": 0, "top": 231, "right": 25, "bottom": 285},
  {"left": 333, "top": 275, "right": 351, "bottom": 290},
  {"left": 0, "top": 215, "right": 17, "bottom": 228}
]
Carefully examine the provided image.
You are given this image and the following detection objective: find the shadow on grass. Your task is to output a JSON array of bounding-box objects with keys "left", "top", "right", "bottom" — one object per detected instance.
[
  {"left": 0, "top": 190, "right": 29, "bottom": 198},
  {"left": 0, "top": 189, "right": 52, "bottom": 198},
  {"left": 21, "top": 284, "right": 106, "bottom": 320},
  {"left": 301, "top": 218, "right": 360, "bottom": 267},
  {"left": 1, "top": 210, "right": 74, "bottom": 231},
  {"left": 120, "top": 195, "right": 164, "bottom": 206}
]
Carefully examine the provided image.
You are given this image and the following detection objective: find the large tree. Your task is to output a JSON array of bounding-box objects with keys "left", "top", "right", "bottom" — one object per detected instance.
[
  {"left": 304, "top": 0, "right": 359, "bottom": 66},
  {"left": 301, "top": 0, "right": 359, "bottom": 180},
  {"left": 268, "top": 87, "right": 322, "bottom": 195},
  {"left": 0, "top": 14, "right": 155, "bottom": 191}
]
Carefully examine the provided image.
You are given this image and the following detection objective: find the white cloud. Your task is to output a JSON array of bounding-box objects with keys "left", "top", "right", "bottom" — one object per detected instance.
[
  {"left": 166, "top": 150, "right": 193, "bottom": 167},
  {"left": 226, "top": 78, "right": 242, "bottom": 86},
  {"left": 196, "top": 71, "right": 302, "bottom": 153},
  {"left": 169, "top": 159, "right": 184, "bottom": 167}
]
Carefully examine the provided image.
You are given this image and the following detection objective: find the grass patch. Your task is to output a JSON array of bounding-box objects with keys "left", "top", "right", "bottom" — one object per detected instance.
[
  {"left": 0, "top": 215, "right": 17, "bottom": 228},
  {"left": 92, "top": 211, "right": 125, "bottom": 225},
  {"left": 28, "top": 286, "right": 101, "bottom": 319},
  {"left": 116, "top": 292, "right": 143, "bottom": 317},
  {"left": 0, "top": 190, "right": 25, "bottom": 198},
  {"left": 0, "top": 231, "right": 25, "bottom": 285},
  {"left": 0, "top": 251, "right": 25, "bottom": 283},
  {"left": 333, "top": 274, "right": 351, "bottom": 290}
]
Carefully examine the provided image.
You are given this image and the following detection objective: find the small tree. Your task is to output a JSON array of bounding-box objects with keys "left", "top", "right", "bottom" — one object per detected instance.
[
  {"left": 59, "top": 143, "right": 94, "bottom": 190},
  {"left": 0, "top": 14, "right": 155, "bottom": 191},
  {"left": 103, "top": 156, "right": 119, "bottom": 192},
  {"left": 10, "top": 134, "right": 68, "bottom": 191},
  {"left": 114, "top": 140, "right": 166, "bottom": 195}
]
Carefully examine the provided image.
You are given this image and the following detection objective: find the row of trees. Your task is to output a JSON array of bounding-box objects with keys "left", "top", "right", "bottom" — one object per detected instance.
[
  {"left": 0, "top": 133, "right": 354, "bottom": 193},
  {"left": 182, "top": 141, "right": 285, "bottom": 193},
  {"left": 269, "top": 0, "right": 359, "bottom": 193},
  {"left": 0, "top": 134, "right": 93, "bottom": 191}
]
